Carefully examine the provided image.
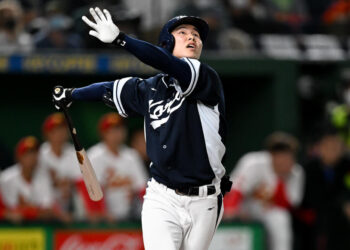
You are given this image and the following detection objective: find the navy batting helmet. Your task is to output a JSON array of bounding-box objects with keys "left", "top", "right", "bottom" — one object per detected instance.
[{"left": 158, "top": 16, "right": 209, "bottom": 52}]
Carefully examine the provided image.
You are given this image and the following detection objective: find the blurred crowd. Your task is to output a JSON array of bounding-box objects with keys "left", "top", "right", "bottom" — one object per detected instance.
[
  {"left": 0, "top": 112, "right": 150, "bottom": 224},
  {"left": 1, "top": 0, "right": 350, "bottom": 54},
  {"left": 224, "top": 127, "right": 350, "bottom": 250},
  {"left": 220, "top": 66, "right": 350, "bottom": 250}
]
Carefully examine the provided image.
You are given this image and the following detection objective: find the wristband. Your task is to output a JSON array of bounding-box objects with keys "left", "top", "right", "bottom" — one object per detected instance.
[{"left": 113, "top": 32, "right": 126, "bottom": 47}]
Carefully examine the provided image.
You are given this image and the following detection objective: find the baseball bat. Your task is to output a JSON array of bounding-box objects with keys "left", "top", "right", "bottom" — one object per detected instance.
[{"left": 53, "top": 87, "right": 103, "bottom": 201}]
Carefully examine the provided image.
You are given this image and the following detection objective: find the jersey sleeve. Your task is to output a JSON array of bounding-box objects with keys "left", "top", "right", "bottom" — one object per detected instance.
[
  {"left": 177, "top": 58, "right": 223, "bottom": 106},
  {"left": 112, "top": 77, "right": 148, "bottom": 117}
]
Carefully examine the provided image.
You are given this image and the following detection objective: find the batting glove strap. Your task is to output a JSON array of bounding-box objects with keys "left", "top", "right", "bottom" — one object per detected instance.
[{"left": 113, "top": 32, "right": 126, "bottom": 47}]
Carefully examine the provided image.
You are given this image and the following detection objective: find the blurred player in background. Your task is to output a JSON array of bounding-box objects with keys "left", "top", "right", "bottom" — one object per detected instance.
[
  {"left": 224, "top": 132, "right": 305, "bottom": 250},
  {"left": 87, "top": 112, "right": 148, "bottom": 221},
  {"left": 40, "top": 113, "right": 108, "bottom": 223},
  {"left": 53, "top": 7, "right": 231, "bottom": 250},
  {"left": 296, "top": 129, "right": 350, "bottom": 250},
  {"left": 39, "top": 112, "right": 81, "bottom": 222},
  {"left": 0, "top": 136, "right": 65, "bottom": 222}
]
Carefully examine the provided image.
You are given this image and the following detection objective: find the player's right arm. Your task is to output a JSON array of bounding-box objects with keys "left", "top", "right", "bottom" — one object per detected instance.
[
  {"left": 82, "top": 8, "right": 223, "bottom": 106},
  {"left": 81, "top": 8, "right": 191, "bottom": 85}
]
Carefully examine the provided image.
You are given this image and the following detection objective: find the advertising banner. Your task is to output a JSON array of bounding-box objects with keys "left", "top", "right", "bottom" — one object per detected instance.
[
  {"left": 0, "top": 228, "right": 45, "bottom": 250},
  {"left": 54, "top": 230, "right": 144, "bottom": 250}
]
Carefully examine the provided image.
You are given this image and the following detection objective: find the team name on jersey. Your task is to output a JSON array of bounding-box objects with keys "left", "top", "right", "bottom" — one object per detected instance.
[{"left": 148, "top": 91, "right": 185, "bottom": 129}]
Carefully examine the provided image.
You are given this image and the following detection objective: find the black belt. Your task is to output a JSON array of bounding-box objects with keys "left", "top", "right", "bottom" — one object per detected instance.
[{"left": 175, "top": 185, "right": 216, "bottom": 196}]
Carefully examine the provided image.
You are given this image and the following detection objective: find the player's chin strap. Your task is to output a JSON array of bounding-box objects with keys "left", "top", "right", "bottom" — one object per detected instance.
[{"left": 220, "top": 175, "right": 233, "bottom": 196}]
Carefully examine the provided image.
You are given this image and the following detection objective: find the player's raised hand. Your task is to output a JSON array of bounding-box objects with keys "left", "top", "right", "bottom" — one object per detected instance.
[{"left": 82, "top": 7, "right": 120, "bottom": 43}]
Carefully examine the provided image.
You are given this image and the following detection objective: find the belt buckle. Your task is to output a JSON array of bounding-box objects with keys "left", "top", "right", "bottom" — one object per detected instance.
[
  {"left": 175, "top": 189, "right": 185, "bottom": 196},
  {"left": 175, "top": 188, "right": 192, "bottom": 196},
  {"left": 175, "top": 189, "right": 180, "bottom": 195}
]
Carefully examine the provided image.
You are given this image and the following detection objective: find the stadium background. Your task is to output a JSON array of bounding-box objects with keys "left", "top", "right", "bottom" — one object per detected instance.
[{"left": 0, "top": 0, "right": 349, "bottom": 249}]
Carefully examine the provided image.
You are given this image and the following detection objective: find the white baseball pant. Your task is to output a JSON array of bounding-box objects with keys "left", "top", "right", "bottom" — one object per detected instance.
[{"left": 142, "top": 178, "right": 223, "bottom": 250}]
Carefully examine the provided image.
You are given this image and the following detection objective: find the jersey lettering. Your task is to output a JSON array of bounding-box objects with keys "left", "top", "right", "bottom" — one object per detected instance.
[{"left": 149, "top": 91, "right": 185, "bottom": 129}]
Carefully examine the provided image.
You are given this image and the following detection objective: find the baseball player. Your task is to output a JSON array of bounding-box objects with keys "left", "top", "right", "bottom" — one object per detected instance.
[
  {"left": 87, "top": 112, "right": 148, "bottom": 221},
  {"left": 39, "top": 113, "right": 81, "bottom": 219},
  {"left": 53, "top": 7, "right": 231, "bottom": 250},
  {"left": 224, "top": 132, "right": 305, "bottom": 250},
  {"left": 0, "top": 136, "right": 55, "bottom": 221}
]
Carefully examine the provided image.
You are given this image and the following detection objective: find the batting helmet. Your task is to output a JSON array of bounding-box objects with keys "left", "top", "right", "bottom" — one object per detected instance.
[{"left": 158, "top": 15, "right": 209, "bottom": 52}]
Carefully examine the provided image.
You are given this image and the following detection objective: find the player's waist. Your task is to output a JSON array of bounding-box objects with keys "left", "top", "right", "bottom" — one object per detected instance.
[{"left": 151, "top": 177, "right": 219, "bottom": 197}]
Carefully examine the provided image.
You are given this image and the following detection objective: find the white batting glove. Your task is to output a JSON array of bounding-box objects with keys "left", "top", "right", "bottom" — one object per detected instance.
[{"left": 82, "top": 7, "right": 120, "bottom": 43}]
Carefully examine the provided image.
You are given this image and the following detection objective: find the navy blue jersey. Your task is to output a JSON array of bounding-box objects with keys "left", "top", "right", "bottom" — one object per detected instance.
[
  {"left": 71, "top": 34, "right": 227, "bottom": 189},
  {"left": 112, "top": 58, "right": 226, "bottom": 189}
]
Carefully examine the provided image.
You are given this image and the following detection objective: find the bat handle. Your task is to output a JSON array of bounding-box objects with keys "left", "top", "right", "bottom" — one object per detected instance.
[
  {"left": 53, "top": 86, "right": 82, "bottom": 151},
  {"left": 61, "top": 103, "right": 83, "bottom": 152}
]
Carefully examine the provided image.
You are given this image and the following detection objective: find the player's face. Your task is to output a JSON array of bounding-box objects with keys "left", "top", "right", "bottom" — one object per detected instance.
[
  {"left": 171, "top": 24, "right": 203, "bottom": 59},
  {"left": 271, "top": 151, "right": 295, "bottom": 178},
  {"left": 46, "top": 126, "right": 68, "bottom": 145},
  {"left": 318, "top": 135, "right": 343, "bottom": 166},
  {"left": 18, "top": 150, "right": 38, "bottom": 172},
  {"left": 102, "top": 126, "right": 126, "bottom": 148}
]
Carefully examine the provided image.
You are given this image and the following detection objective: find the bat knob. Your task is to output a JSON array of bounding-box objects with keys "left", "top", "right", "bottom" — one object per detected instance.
[{"left": 53, "top": 86, "right": 64, "bottom": 97}]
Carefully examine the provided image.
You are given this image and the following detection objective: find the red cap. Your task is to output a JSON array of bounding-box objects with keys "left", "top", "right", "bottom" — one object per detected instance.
[
  {"left": 15, "top": 136, "right": 39, "bottom": 158},
  {"left": 42, "top": 113, "right": 66, "bottom": 134},
  {"left": 98, "top": 113, "right": 124, "bottom": 133}
]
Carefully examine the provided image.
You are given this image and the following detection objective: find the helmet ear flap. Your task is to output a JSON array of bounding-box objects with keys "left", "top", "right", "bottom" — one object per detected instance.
[
  {"left": 159, "top": 33, "right": 175, "bottom": 52},
  {"left": 158, "top": 15, "right": 208, "bottom": 52}
]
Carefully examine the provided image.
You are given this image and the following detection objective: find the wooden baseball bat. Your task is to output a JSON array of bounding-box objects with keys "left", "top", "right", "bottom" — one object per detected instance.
[{"left": 53, "top": 87, "right": 103, "bottom": 201}]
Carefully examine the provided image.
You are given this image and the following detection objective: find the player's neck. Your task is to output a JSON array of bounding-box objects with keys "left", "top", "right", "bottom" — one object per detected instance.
[
  {"left": 105, "top": 142, "right": 120, "bottom": 156},
  {"left": 21, "top": 167, "right": 34, "bottom": 183},
  {"left": 50, "top": 143, "right": 63, "bottom": 157}
]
